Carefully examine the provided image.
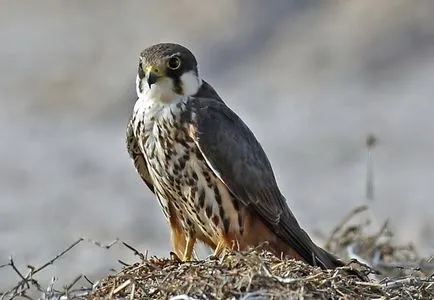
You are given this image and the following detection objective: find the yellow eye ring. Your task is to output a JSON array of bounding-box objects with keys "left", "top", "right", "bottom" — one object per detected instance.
[{"left": 167, "top": 57, "right": 181, "bottom": 70}]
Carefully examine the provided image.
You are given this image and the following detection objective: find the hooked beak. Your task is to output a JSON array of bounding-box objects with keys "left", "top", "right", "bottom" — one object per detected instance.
[{"left": 147, "top": 71, "right": 159, "bottom": 88}]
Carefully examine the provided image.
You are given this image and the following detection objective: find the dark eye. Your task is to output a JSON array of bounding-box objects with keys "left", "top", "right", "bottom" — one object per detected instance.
[{"left": 167, "top": 57, "right": 181, "bottom": 70}]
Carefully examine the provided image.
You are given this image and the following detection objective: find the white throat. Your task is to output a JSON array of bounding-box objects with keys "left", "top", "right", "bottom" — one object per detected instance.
[{"left": 136, "top": 70, "right": 202, "bottom": 104}]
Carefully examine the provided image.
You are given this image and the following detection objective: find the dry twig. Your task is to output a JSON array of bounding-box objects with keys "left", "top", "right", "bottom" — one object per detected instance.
[{"left": 2, "top": 208, "right": 433, "bottom": 299}]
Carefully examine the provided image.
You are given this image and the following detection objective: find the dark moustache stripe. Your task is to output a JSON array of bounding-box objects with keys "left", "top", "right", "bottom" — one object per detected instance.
[{"left": 138, "top": 62, "right": 145, "bottom": 79}]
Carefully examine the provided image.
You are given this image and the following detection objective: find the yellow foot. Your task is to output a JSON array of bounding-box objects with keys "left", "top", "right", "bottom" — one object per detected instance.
[
  {"left": 182, "top": 235, "right": 196, "bottom": 262},
  {"left": 213, "top": 240, "right": 227, "bottom": 258}
]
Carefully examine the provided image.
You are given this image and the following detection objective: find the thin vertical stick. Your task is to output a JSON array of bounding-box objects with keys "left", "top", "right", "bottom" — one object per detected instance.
[{"left": 366, "top": 134, "right": 377, "bottom": 201}]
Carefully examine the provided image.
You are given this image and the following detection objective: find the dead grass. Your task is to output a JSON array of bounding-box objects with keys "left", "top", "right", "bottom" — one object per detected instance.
[
  {"left": 89, "top": 250, "right": 380, "bottom": 299},
  {"left": 2, "top": 206, "right": 434, "bottom": 299},
  {"left": 87, "top": 245, "right": 432, "bottom": 300}
]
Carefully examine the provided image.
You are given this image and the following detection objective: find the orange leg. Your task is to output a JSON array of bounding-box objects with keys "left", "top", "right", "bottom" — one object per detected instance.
[
  {"left": 170, "top": 228, "right": 185, "bottom": 261},
  {"left": 213, "top": 240, "right": 225, "bottom": 257},
  {"left": 167, "top": 205, "right": 197, "bottom": 261},
  {"left": 212, "top": 235, "right": 234, "bottom": 258},
  {"left": 168, "top": 205, "right": 186, "bottom": 261},
  {"left": 182, "top": 235, "right": 196, "bottom": 261}
]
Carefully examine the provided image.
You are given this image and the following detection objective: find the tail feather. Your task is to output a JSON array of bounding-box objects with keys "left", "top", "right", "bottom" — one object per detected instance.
[
  {"left": 311, "top": 244, "right": 369, "bottom": 281},
  {"left": 312, "top": 244, "right": 345, "bottom": 269}
]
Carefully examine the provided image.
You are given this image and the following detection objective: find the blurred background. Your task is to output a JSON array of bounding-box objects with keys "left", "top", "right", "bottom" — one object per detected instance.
[{"left": 1, "top": 0, "right": 434, "bottom": 289}]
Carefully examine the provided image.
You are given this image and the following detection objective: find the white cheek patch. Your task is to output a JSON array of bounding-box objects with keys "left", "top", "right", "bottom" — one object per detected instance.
[
  {"left": 135, "top": 69, "right": 202, "bottom": 104},
  {"left": 149, "top": 77, "right": 179, "bottom": 103},
  {"left": 181, "top": 70, "right": 202, "bottom": 96},
  {"left": 136, "top": 74, "right": 177, "bottom": 103}
]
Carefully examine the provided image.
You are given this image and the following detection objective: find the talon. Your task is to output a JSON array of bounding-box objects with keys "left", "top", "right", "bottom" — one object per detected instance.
[
  {"left": 170, "top": 251, "right": 182, "bottom": 262},
  {"left": 206, "top": 254, "right": 219, "bottom": 261}
]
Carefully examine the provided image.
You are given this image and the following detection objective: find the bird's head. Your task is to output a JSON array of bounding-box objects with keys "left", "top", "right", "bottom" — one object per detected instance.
[{"left": 136, "top": 43, "right": 202, "bottom": 103}]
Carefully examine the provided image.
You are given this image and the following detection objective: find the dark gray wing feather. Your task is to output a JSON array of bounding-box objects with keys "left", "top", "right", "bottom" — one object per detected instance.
[
  {"left": 126, "top": 119, "right": 155, "bottom": 193},
  {"left": 191, "top": 97, "right": 342, "bottom": 269}
]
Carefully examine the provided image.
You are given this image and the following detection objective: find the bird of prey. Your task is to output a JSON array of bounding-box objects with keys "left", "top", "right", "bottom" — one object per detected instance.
[{"left": 126, "top": 43, "right": 344, "bottom": 269}]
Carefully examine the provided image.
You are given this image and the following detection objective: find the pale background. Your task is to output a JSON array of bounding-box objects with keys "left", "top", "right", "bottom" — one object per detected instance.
[{"left": 1, "top": 0, "right": 434, "bottom": 289}]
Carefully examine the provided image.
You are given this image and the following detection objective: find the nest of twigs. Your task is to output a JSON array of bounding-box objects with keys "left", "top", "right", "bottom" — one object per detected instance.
[
  {"left": 2, "top": 206, "right": 434, "bottom": 299},
  {"left": 88, "top": 250, "right": 399, "bottom": 299},
  {"left": 88, "top": 247, "right": 432, "bottom": 300}
]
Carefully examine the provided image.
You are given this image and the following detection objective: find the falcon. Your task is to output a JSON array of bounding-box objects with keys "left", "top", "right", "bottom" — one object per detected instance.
[{"left": 126, "top": 43, "right": 344, "bottom": 269}]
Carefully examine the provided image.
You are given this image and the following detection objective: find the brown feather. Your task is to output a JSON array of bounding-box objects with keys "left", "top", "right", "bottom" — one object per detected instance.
[{"left": 126, "top": 119, "right": 155, "bottom": 193}]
